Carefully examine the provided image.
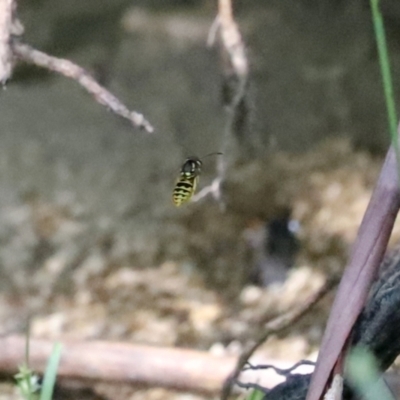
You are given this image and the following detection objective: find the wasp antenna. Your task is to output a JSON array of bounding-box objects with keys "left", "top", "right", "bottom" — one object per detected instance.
[{"left": 201, "top": 152, "right": 223, "bottom": 160}]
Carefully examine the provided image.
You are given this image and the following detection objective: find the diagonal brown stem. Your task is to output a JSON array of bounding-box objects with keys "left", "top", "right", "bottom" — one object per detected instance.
[
  {"left": 306, "top": 134, "right": 400, "bottom": 400},
  {"left": 11, "top": 41, "right": 154, "bottom": 133}
]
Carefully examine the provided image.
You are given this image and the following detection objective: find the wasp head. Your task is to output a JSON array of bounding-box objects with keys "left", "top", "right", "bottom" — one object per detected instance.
[{"left": 181, "top": 157, "right": 202, "bottom": 177}]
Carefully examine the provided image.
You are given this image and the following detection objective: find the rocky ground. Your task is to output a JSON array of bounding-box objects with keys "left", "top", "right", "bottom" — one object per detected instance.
[
  {"left": 0, "top": 138, "right": 396, "bottom": 399},
  {"left": 3, "top": 1, "right": 400, "bottom": 398}
]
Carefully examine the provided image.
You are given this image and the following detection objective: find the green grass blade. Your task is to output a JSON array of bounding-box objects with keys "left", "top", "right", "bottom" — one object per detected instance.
[
  {"left": 39, "top": 343, "right": 62, "bottom": 400},
  {"left": 346, "top": 347, "right": 394, "bottom": 400},
  {"left": 25, "top": 323, "right": 32, "bottom": 398},
  {"left": 370, "top": 0, "right": 400, "bottom": 167},
  {"left": 245, "top": 389, "right": 265, "bottom": 400}
]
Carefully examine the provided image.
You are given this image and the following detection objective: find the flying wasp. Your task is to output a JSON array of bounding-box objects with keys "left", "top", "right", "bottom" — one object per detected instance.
[{"left": 173, "top": 152, "right": 222, "bottom": 206}]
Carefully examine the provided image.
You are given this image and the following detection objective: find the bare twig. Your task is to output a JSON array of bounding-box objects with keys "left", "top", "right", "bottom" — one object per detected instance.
[
  {"left": 195, "top": 0, "right": 249, "bottom": 207},
  {"left": 0, "top": 0, "right": 14, "bottom": 83},
  {"left": 11, "top": 41, "right": 154, "bottom": 133},
  {"left": 192, "top": 176, "right": 222, "bottom": 202},
  {"left": 218, "top": 0, "right": 249, "bottom": 90},
  {"left": 220, "top": 276, "right": 339, "bottom": 400},
  {"left": 0, "top": 336, "right": 312, "bottom": 395},
  {"left": 0, "top": 336, "right": 234, "bottom": 394}
]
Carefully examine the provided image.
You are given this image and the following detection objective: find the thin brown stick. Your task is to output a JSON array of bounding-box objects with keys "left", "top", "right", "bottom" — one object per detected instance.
[
  {"left": 0, "top": 336, "right": 306, "bottom": 395},
  {"left": 0, "top": 336, "right": 234, "bottom": 393},
  {"left": 1, "top": 335, "right": 400, "bottom": 396},
  {"left": 194, "top": 0, "right": 249, "bottom": 206},
  {"left": 11, "top": 41, "right": 154, "bottom": 133},
  {"left": 306, "top": 139, "right": 400, "bottom": 400},
  {"left": 0, "top": 0, "right": 14, "bottom": 83},
  {"left": 220, "top": 276, "right": 339, "bottom": 400},
  {"left": 218, "top": 0, "right": 248, "bottom": 87}
]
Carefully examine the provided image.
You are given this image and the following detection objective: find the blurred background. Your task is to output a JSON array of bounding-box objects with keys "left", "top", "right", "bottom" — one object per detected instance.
[{"left": 2, "top": 0, "right": 400, "bottom": 399}]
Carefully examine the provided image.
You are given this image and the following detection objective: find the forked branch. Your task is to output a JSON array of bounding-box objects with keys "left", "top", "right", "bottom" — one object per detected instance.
[
  {"left": 0, "top": 0, "right": 153, "bottom": 133},
  {"left": 195, "top": 0, "right": 249, "bottom": 207},
  {"left": 11, "top": 41, "right": 154, "bottom": 132}
]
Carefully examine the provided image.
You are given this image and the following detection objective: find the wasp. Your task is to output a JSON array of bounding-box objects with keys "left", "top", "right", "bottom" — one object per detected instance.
[{"left": 173, "top": 152, "right": 222, "bottom": 206}]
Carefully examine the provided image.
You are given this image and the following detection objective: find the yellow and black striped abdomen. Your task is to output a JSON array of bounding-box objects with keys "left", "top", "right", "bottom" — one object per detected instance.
[{"left": 173, "top": 176, "right": 198, "bottom": 206}]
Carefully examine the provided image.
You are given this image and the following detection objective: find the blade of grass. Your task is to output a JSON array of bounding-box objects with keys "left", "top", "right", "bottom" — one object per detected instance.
[
  {"left": 246, "top": 389, "right": 265, "bottom": 400},
  {"left": 346, "top": 347, "right": 395, "bottom": 400},
  {"left": 25, "top": 321, "right": 32, "bottom": 398},
  {"left": 370, "top": 0, "right": 400, "bottom": 171},
  {"left": 39, "top": 343, "right": 62, "bottom": 400}
]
